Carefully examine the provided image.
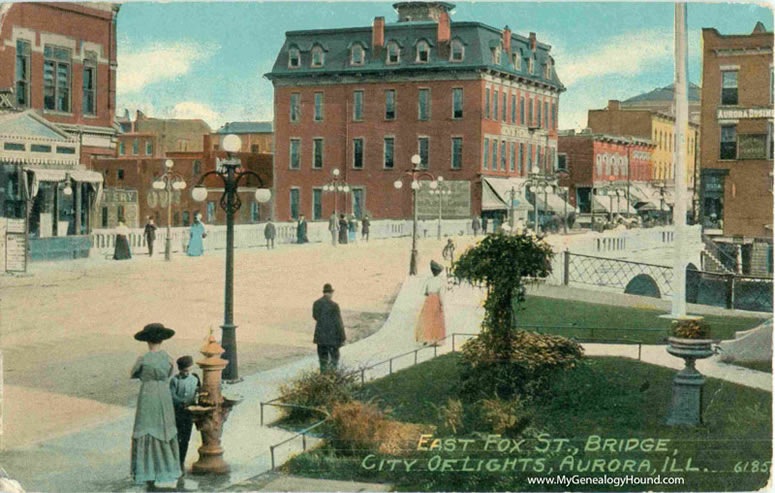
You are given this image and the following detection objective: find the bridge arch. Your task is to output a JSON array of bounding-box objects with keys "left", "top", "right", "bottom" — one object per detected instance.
[{"left": 624, "top": 274, "right": 661, "bottom": 298}]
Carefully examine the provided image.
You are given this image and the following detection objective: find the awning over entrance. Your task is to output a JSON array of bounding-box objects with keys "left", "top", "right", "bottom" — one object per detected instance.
[
  {"left": 482, "top": 179, "right": 507, "bottom": 211},
  {"left": 482, "top": 177, "right": 532, "bottom": 212},
  {"left": 535, "top": 191, "right": 577, "bottom": 216},
  {"left": 592, "top": 195, "right": 637, "bottom": 215},
  {"left": 23, "top": 167, "right": 104, "bottom": 203}
]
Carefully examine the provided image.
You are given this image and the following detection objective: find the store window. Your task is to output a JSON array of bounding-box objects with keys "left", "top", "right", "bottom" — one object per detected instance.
[
  {"left": 720, "top": 125, "right": 737, "bottom": 160},
  {"left": 721, "top": 71, "right": 738, "bottom": 105}
]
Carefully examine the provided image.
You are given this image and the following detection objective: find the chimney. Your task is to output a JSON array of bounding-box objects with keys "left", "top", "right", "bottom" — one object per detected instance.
[
  {"left": 608, "top": 100, "right": 621, "bottom": 111},
  {"left": 437, "top": 10, "right": 451, "bottom": 44},
  {"left": 372, "top": 16, "right": 385, "bottom": 50},
  {"left": 529, "top": 32, "right": 536, "bottom": 52},
  {"left": 502, "top": 25, "right": 511, "bottom": 53}
]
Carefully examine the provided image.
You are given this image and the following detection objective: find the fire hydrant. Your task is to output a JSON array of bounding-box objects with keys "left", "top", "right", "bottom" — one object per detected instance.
[{"left": 188, "top": 329, "right": 242, "bottom": 474}]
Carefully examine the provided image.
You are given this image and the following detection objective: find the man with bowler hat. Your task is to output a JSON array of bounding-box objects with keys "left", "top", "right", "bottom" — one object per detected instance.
[
  {"left": 312, "top": 283, "right": 346, "bottom": 372},
  {"left": 170, "top": 355, "right": 200, "bottom": 472}
]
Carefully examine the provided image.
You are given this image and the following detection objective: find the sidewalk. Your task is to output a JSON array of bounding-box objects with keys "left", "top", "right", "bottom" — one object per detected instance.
[{"left": 1, "top": 279, "right": 770, "bottom": 492}]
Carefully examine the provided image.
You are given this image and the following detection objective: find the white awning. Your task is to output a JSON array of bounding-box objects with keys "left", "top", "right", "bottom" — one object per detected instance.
[
  {"left": 482, "top": 179, "right": 508, "bottom": 210},
  {"left": 482, "top": 177, "right": 533, "bottom": 212},
  {"left": 23, "top": 167, "right": 69, "bottom": 182},
  {"left": 592, "top": 195, "right": 637, "bottom": 214},
  {"left": 535, "top": 191, "right": 577, "bottom": 216},
  {"left": 69, "top": 169, "right": 104, "bottom": 184}
]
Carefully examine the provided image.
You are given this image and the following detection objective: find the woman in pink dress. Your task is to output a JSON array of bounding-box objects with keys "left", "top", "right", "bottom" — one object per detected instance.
[{"left": 415, "top": 260, "right": 446, "bottom": 344}]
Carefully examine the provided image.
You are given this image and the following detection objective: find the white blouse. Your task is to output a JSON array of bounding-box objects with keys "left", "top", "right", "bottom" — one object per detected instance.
[{"left": 424, "top": 275, "right": 444, "bottom": 295}]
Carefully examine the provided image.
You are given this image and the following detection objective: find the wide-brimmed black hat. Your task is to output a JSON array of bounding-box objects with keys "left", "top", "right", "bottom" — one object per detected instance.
[
  {"left": 323, "top": 283, "right": 334, "bottom": 293},
  {"left": 134, "top": 323, "right": 175, "bottom": 343},
  {"left": 430, "top": 260, "right": 443, "bottom": 274},
  {"left": 177, "top": 355, "right": 194, "bottom": 370}
]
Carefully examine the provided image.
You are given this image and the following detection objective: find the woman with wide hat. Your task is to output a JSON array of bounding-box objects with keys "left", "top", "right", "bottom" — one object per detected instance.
[
  {"left": 130, "top": 323, "right": 181, "bottom": 485},
  {"left": 415, "top": 260, "right": 447, "bottom": 344}
]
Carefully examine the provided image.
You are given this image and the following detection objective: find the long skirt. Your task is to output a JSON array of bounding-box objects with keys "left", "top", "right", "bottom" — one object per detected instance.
[
  {"left": 113, "top": 235, "right": 132, "bottom": 260},
  {"left": 131, "top": 435, "right": 181, "bottom": 484},
  {"left": 415, "top": 293, "right": 445, "bottom": 343}
]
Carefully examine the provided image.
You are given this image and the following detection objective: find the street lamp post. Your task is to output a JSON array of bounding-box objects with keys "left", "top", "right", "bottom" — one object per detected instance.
[
  {"left": 509, "top": 186, "right": 516, "bottom": 230},
  {"left": 191, "top": 134, "right": 271, "bottom": 382},
  {"left": 525, "top": 165, "right": 556, "bottom": 235},
  {"left": 597, "top": 176, "right": 626, "bottom": 224},
  {"left": 430, "top": 177, "right": 451, "bottom": 240},
  {"left": 393, "top": 154, "right": 440, "bottom": 276},
  {"left": 152, "top": 159, "right": 187, "bottom": 261},
  {"left": 322, "top": 168, "right": 350, "bottom": 245}
]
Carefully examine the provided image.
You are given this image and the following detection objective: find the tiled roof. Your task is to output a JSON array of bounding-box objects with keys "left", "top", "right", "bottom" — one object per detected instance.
[
  {"left": 266, "top": 21, "right": 564, "bottom": 91},
  {"left": 623, "top": 82, "right": 701, "bottom": 103},
  {"left": 217, "top": 121, "right": 273, "bottom": 134}
]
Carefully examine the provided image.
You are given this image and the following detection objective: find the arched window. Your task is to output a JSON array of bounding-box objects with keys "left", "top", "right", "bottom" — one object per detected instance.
[
  {"left": 450, "top": 39, "right": 464, "bottom": 62},
  {"left": 386, "top": 41, "right": 400, "bottom": 64},
  {"left": 604, "top": 154, "right": 611, "bottom": 176},
  {"left": 311, "top": 45, "right": 324, "bottom": 67},
  {"left": 596, "top": 155, "right": 603, "bottom": 176},
  {"left": 350, "top": 44, "right": 364, "bottom": 65},
  {"left": 288, "top": 47, "right": 300, "bottom": 68},
  {"left": 416, "top": 40, "right": 430, "bottom": 63}
]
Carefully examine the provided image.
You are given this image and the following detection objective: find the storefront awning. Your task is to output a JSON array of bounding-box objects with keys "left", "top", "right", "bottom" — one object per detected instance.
[
  {"left": 69, "top": 169, "right": 104, "bottom": 184},
  {"left": 482, "top": 177, "right": 533, "bottom": 212},
  {"left": 535, "top": 192, "right": 577, "bottom": 216},
  {"left": 592, "top": 195, "right": 637, "bottom": 215},
  {"left": 482, "top": 179, "right": 508, "bottom": 211}
]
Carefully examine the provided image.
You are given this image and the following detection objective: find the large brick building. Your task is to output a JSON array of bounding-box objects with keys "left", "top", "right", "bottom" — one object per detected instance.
[
  {"left": 266, "top": 1, "right": 565, "bottom": 224},
  {"left": 699, "top": 22, "right": 773, "bottom": 275},
  {"left": 213, "top": 121, "right": 274, "bottom": 154}
]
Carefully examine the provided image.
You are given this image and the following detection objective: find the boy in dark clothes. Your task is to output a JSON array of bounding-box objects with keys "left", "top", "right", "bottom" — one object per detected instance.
[{"left": 169, "top": 355, "right": 200, "bottom": 472}]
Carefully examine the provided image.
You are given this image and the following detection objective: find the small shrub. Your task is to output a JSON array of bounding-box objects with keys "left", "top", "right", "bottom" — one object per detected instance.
[
  {"left": 435, "top": 398, "right": 464, "bottom": 435},
  {"left": 478, "top": 396, "right": 533, "bottom": 436},
  {"left": 672, "top": 318, "right": 711, "bottom": 339},
  {"left": 278, "top": 366, "right": 358, "bottom": 422}
]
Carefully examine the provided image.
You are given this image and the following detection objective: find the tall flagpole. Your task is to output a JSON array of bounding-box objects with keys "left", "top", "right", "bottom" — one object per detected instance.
[{"left": 672, "top": 2, "right": 689, "bottom": 318}]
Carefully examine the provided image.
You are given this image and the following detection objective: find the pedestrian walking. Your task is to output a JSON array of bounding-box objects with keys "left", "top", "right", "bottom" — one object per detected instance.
[
  {"left": 361, "top": 215, "right": 370, "bottom": 242},
  {"left": 348, "top": 215, "right": 356, "bottom": 243},
  {"left": 312, "top": 283, "right": 346, "bottom": 372},
  {"left": 328, "top": 213, "right": 339, "bottom": 246},
  {"left": 186, "top": 213, "right": 206, "bottom": 256},
  {"left": 264, "top": 220, "right": 276, "bottom": 249},
  {"left": 130, "top": 323, "right": 181, "bottom": 486},
  {"left": 415, "top": 261, "right": 446, "bottom": 345},
  {"left": 472, "top": 216, "right": 481, "bottom": 236},
  {"left": 296, "top": 214, "right": 308, "bottom": 244},
  {"left": 442, "top": 238, "right": 456, "bottom": 268},
  {"left": 169, "top": 355, "right": 200, "bottom": 473},
  {"left": 113, "top": 221, "right": 132, "bottom": 260},
  {"left": 482, "top": 217, "right": 489, "bottom": 235},
  {"left": 338, "top": 214, "right": 348, "bottom": 245},
  {"left": 143, "top": 217, "right": 157, "bottom": 257}
]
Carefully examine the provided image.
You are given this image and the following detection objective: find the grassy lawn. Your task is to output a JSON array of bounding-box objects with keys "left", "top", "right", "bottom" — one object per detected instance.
[
  {"left": 723, "top": 360, "right": 772, "bottom": 373},
  {"left": 514, "top": 296, "right": 766, "bottom": 343},
  {"left": 285, "top": 353, "right": 772, "bottom": 492}
]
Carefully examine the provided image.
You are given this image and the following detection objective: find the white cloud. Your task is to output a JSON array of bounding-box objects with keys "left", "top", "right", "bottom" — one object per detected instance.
[
  {"left": 117, "top": 41, "right": 218, "bottom": 95},
  {"left": 168, "top": 101, "right": 222, "bottom": 125}
]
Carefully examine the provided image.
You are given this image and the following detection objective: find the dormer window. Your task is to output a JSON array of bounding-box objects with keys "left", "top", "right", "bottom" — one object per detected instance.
[
  {"left": 288, "top": 47, "right": 300, "bottom": 68},
  {"left": 492, "top": 46, "right": 501, "bottom": 65},
  {"left": 528, "top": 57, "right": 535, "bottom": 74},
  {"left": 450, "top": 39, "right": 464, "bottom": 62},
  {"left": 545, "top": 58, "right": 553, "bottom": 79},
  {"left": 416, "top": 40, "right": 430, "bottom": 63},
  {"left": 512, "top": 52, "right": 521, "bottom": 70},
  {"left": 387, "top": 42, "right": 400, "bottom": 64},
  {"left": 351, "top": 44, "right": 365, "bottom": 65},
  {"left": 311, "top": 45, "right": 324, "bottom": 67}
]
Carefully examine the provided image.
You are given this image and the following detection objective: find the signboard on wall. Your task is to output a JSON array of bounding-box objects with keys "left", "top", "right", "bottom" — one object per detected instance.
[
  {"left": 5, "top": 232, "right": 27, "bottom": 273},
  {"left": 738, "top": 134, "right": 768, "bottom": 160},
  {"left": 717, "top": 108, "right": 774, "bottom": 120},
  {"left": 416, "top": 180, "right": 471, "bottom": 219}
]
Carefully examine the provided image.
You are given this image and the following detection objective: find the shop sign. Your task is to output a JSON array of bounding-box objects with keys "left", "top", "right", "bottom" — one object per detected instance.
[
  {"left": 5, "top": 232, "right": 27, "bottom": 272},
  {"left": 738, "top": 134, "right": 768, "bottom": 160},
  {"left": 717, "top": 108, "right": 774, "bottom": 120},
  {"left": 416, "top": 180, "right": 471, "bottom": 219}
]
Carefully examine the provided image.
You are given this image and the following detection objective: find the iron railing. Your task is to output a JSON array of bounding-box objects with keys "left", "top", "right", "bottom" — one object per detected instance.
[
  {"left": 566, "top": 252, "right": 674, "bottom": 296},
  {"left": 701, "top": 234, "right": 737, "bottom": 273}
]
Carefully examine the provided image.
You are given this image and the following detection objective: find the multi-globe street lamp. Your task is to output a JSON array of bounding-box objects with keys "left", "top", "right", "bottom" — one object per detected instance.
[
  {"left": 152, "top": 159, "right": 187, "bottom": 261},
  {"left": 597, "top": 176, "right": 627, "bottom": 223},
  {"left": 322, "top": 168, "right": 350, "bottom": 216},
  {"left": 525, "top": 166, "right": 557, "bottom": 235},
  {"left": 429, "top": 177, "right": 451, "bottom": 240},
  {"left": 191, "top": 134, "right": 271, "bottom": 382},
  {"left": 393, "top": 154, "right": 441, "bottom": 276}
]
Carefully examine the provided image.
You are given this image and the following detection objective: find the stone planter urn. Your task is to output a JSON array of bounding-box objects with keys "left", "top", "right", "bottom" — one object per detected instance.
[{"left": 666, "top": 337, "right": 714, "bottom": 426}]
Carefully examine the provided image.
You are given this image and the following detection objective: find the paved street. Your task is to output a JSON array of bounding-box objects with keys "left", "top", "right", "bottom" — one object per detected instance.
[{"left": 0, "top": 235, "right": 474, "bottom": 450}]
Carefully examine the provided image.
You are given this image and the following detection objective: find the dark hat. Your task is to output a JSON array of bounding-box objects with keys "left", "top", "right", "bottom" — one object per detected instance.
[
  {"left": 134, "top": 323, "right": 175, "bottom": 343},
  {"left": 430, "top": 260, "right": 443, "bottom": 274},
  {"left": 177, "top": 355, "right": 194, "bottom": 370},
  {"left": 323, "top": 283, "right": 334, "bottom": 293}
]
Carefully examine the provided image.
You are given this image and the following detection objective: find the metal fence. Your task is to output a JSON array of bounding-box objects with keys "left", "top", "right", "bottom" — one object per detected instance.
[{"left": 565, "top": 252, "right": 674, "bottom": 296}]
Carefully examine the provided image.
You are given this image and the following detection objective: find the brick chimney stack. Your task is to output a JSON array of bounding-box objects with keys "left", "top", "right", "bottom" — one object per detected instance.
[
  {"left": 372, "top": 16, "right": 385, "bottom": 50},
  {"left": 502, "top": 25, "right": 511, "bottom": 53},
  {"left": 437, "top": 10, "right": 451, "bottom": 43},
  {"left": 608, "top": 100, "right": 621, "bottom": 111},
  {"left": 529, "top": 32, "right": 536, "bottom": 51}
]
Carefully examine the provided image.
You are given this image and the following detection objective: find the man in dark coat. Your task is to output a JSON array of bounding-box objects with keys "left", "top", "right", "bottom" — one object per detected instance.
[
  {"left": 312, "top": 283, "right": 346, "bottom": 372},
  {"left": 361, "top": 215, "right": 370, "bottom": 242},
  {"left": 264, "top": 221, "right": 276, "bottom": 249},
  {"left": 472, "top": 216, "right": 481, "bottom": 236},
  {"left": 143, "top": 217, "right": 157, "bottom": 256},
  {"left": 296, "top": 214, "right": 308, "bottom": 244}
]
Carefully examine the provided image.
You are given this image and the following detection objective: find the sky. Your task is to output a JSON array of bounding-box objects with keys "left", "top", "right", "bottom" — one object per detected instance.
[{"left": 115, "top": 1, "right": 774, "bottom": 131}]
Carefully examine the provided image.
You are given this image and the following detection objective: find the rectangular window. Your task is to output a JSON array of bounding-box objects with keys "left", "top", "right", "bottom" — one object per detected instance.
[
  {"left": 250, "top": 202, "right": 260, "bottom": 222},
  {"left": 418, "top": 137, "right": 429, "bottom": 169},
  {"left": 132, "top": 139, "right": 139, "bottom": 155},
  {"left": 500, "top": 141, "right": 507, "bottom": 170},
  {"left": 117, "top": 168, "right": 124, "bottom": 180},
  {"left": 313, "top": 138, "right": 324, "bottom": 168},
  {"left": 493, "top": 89, "right": 499, "bottom": 122},
  {"left": 510, "top": 142, "right": 516, "bottom": 171},
  {"left": 353, "top": 138, "right": 364, "bottom": 168},
  {"left": 721, "top": 71, "right": 738, "bottom": 105},
  {"left": 43, "top": 45, "right": 71, "bottom": 112},
  {"left": 511, "top": 94, "right": 516, "bottom": 123},
  {"left": 4, "top": 142, "right": 24, "bottom": 151},
  {"left": 290, "top": 188, "right": 300, "bottom": 220},
  {"left": 485, "top": 88, "right": 490, "bottom": 119},
  {"left": 385, "top": 90, "right": 396, "bottom": 120},
  {"left": 312, "top": 189, "right": 322, "bottom": 220},
  {"left": 491, "top": 140, "right": 498, "bottom": 171},
  {"left": 145, "top": 140, "right": 153, "bottom": 156},
  {"left": 352, "top": 189, "right": 364, "bottom": 219},
  {"left": 520, "top": 97, "right": 525, "bottom": 125},
  {"left": 31, "top": 144, "right": 51, "bottom": 153},
  {"left": 101, "top": 207, "right": 108, "bottom": 228},
  {"left": 553, "top": 102, "right": 558, "bottom": 130},
  {"left": 557, "top": 153, "right": 568, "bottom": 172},
  {"left": 769, "top": 122, "right": 774, "bottom": 160},
  {"left": 383, "top": 137, "right": 395, "bottom": 169},
  {"left": 353, "top": 90, "right": 364, "bottom": 121},
  {"left": 15, "top": 40, "right": 30, "bottom": 108},
  {"left": 483, "top": 138, "right": 489, "bottom": 169},
  {"left": 207, "top": 201, "right": 216, "bottom": 222},
  {"left": 117, "top": 205, "right": 125, "bottom": 224},
  {"left": 536, "top": 101, "right": 542, "bottom": 128},
  {"left": 452, "top": 88, "right": 463, "bottom": 119},
  {"left": 290, "top": 138, "right": 301, "bottom": 169},
  {"left": 720, "top": 125, "right": 737, "bottom": 160},
  {"left": 518, "top": 143, "right": 524, "bottom": 174},
  {"left": 119, "top": 142, "right": 125, "bottom": 155},
  {"left": 544, "top": 102, "right": 549, "bottom": 128},
  {"left": 502, "top": 92, "right": 507, "bottom": 122},
  {"left": 451, "top": 137, "right": 463, "bottom": 169},
  {"left": 314, "top": 92, "right": 324, "bottom": 121},
  {"left": 528, "top": 98, "right": 534, "bottom": 126},
  {"left": 82, "top": 55, "right": 97, "bottom": 116},
  {"left": 290, "top": 93, "right": 301, "bottom": 122},
  {"left": 418, "top": 88, "right": 430, "bottom": 121},
  {"left": 528, "top": 143, "right": 533, "bottom": 167},
  {"left": 173, "top": 212, "right": 180, "bottom": 227}
]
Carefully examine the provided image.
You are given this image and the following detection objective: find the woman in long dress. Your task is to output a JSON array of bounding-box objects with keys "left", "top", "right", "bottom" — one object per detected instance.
[
  {"left": 415, "top": 260, "right": 446, "bottom": 344},
  {"left": 113, "top": 221, "right": 132, "bottom": 260},
  {"left": 338, "top": 214, "right": 348, "bottom": 244},
  {"left": 130, "top": 323, "right": 181, "bottom": 485},
  {"left": 186, "top": 213, "right": 206, "bottom": 256}
]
